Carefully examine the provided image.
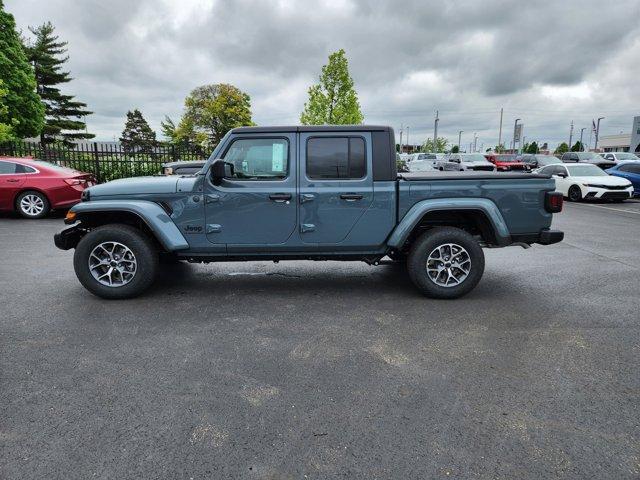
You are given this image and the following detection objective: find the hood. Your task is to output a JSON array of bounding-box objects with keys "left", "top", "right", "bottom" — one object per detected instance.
[
  {"left": 579, "top": 175, "right": 631, "bottom": 186},
  {"left": 87, "top": 176, "right": 179, "bottom": 197}
]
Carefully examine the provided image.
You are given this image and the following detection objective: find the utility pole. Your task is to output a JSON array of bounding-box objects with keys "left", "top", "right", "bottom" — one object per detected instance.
[
  {"left": 498, "top": 107, "right": 503, "bottom": 152},
  {"left": 399, "top": 124, "right": 403, "bottom": 153},
  {"left": 433, "top": 110, "right": 439, "bottom": 153},
  {"left": 569, "top": 121, "right": 574, "bottom": 150},
  {"left": 512, "top": 118, "right": 521, "bottom": 154},
  {"left": 594, "top": 117, "right": 604, "bottom": 151},
  {"left": 473, "top": 132, "right": 478, "bottom": 152},
  {"left": 579, "top": 128, "right": 586, "bottom": 151},
  {"left": 458, "top": 130, "right": 463, "bottom": 151},
  {"left": 406, "top": 126, "right": 410, "bottom": 153}
]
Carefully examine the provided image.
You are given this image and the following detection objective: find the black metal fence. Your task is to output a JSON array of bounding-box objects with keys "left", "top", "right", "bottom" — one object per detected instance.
[{"left": 0, "top": 141, "right": 209, "bottom": 183}]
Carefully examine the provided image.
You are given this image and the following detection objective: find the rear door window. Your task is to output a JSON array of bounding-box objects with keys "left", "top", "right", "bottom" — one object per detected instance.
[
  {"left": 306, "top": 137, "right": 366, "bottom": 179},
  {"left": 0, "top": 161, "right": 19, "bottom": 174}
]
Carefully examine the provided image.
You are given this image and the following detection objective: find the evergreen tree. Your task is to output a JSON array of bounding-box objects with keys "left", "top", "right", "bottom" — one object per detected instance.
[
  {"left": 120, "top": 109, "right": 157, "bottom": 153},
  {"left": 451, "top": 145, "right": 459, "bottom": 153},
  {"left": 570, "top": 141, "right": 583, "bottom": 152},
  {"left": 300, "top": 49, "right": 363, "bottom": 125},
  {"left": 526, "top": 141, "right": 539, "bottom": 154},
  {"left": 25, "top": 22, "right": 93, "bottom": 145},
  {"left": 0, "top": 1, "right": 44, "bottom": 138}
]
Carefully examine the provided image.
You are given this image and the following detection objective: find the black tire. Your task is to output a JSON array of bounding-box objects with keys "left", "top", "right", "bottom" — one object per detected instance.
[
  {"left": 568, "top": 185, "right": 582, "bottom": 202},
  {"left": 73, "top": 224, "right": 159, "bottom": 299},
  {"left": 15, "top": 190, "right": 50, "bottom": 219},
  {"left": 407, "top": 227, "right": 485, "bottom": 299}
]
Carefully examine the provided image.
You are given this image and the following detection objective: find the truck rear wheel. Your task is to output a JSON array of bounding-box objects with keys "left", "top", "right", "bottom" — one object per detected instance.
[
  {"left": 73, "top": 224, "right": 159, "bottom": 299},
  {"left": 407, "top": 227, "right": 485, "bottom": 299}
]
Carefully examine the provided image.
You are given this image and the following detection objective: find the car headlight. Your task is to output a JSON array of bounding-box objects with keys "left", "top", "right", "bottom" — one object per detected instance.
[{"left": 582, "top": 183, "right": 607, "bottom": 188}]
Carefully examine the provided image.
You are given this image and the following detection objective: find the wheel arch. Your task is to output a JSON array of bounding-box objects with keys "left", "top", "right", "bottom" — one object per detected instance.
[
  {"left": 387, "top": 199, "right": 511, "bottom": 252},
  {"left": 68, "top": 200, "right": 189, "bottom": 252}
]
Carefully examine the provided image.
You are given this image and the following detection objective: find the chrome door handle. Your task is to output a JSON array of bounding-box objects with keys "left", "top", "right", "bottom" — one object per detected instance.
[{"left": 6, "top": 179, "right": 20, "bottom": 183}]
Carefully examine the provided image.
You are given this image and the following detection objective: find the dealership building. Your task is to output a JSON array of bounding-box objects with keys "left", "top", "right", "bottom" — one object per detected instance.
[
  {"left": 630, "top": 116, "right": 640, "bottom": 153},
  {"left": 598, "top": 116, "right": 640, "bottom": 152}
]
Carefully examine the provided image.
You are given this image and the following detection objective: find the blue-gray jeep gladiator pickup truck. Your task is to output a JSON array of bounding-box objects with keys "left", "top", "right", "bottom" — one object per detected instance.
[{"left": 54, "top": 125, "right": 563, "bottom": 299}]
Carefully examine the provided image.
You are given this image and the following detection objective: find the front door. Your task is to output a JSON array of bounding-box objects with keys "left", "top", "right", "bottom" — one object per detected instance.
[
  {"left": 298, "top": 132, "right": 373, "bottom": 244},
  {"left": 0, "top": 161, "right": 26, "bottom": 210},
  {"left": 204, "top": 134, "right": 297, "bottom": 249}
]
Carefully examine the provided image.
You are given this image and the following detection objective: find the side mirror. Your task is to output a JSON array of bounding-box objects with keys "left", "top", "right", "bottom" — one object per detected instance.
[
  {"left": 211, "top": 159, "right": 234, "bottom": 185},
  {"left": 556, "top": 173, "right": 567, "bottom": 178}
]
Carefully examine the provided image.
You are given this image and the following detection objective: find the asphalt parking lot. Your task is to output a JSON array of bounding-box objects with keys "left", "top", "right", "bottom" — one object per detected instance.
[{"left": 1, "top": 201, "right": 639, "bottom": 479}]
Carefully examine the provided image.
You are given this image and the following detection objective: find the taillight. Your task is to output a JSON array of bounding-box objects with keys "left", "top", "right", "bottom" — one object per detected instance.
[
  {"left": 545, "top": 192, "right": 563, "bottom": 213},
  {"left": 64, "top": 178, "right": 83, "bottom": 186}
]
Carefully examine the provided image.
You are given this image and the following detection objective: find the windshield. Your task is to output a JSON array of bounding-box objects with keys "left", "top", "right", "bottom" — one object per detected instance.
[
  {"left": 568, "top": 165, "right": 607, "bottom": 176},
  {"left": 536, "top": 155, "right": 559, "bottom": 165},
  {"left": 616, "top": 153, "right": 640, "bottom": 160},
  {"left": 495, "top": 155, "right": 517, "bottom": 162},
  {"left": 416, "top": 154, "right": 436, "bottom": 160},
  {"left": 460, "top": 154, "right": 487, "bottom": 163},
  {"left": 576, "top": 152, "right": 603, "bottom": 161}
]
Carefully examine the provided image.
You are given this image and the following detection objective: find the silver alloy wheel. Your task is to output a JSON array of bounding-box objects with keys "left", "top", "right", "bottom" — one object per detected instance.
[
  {"left": 88, "top": 241, "right": 137, "bottom": 287},
  {"left": 20, "top": 194, "right": 45, "bottom": 216},
  {"left": 426, "top": 243, "right": 471, "bottom": 287}
]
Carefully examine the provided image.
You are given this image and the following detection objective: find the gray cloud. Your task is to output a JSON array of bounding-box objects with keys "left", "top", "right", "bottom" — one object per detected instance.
[{"left": 6, "top": 0, "right": 640, "bottom": 148}]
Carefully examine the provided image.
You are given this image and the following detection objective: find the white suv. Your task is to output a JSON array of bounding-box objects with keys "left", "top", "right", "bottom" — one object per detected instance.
[
  {"left": 600, "top": 152, "right": 640, "bottom": 163},
  {"left": 436, "top": 153, "right": 496, "bottom": 172}
]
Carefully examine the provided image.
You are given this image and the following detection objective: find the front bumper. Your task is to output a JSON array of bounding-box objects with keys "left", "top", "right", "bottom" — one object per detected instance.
[
  {"left": 581, "top": 185, "right": 633, "bottom": 200},
  {"left": 54, "top": 225, "right": 84, "bottom": 250}
]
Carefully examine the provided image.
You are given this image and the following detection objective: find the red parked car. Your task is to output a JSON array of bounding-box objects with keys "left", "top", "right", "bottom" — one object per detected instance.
[
  {"left": 484, "top": 153, "right": 531, "bottom": 172},
  {"left": 0, "top": 157, "right": 94, "bottom": 218}
]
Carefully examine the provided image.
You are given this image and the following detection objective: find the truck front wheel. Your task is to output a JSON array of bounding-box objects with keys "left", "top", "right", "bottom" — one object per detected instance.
[
  {"left": 73, "top": 224, "right": 159, "bottom": 299},
  {"left": 407, "top": 227, "right": 485, "bottom": 299}
]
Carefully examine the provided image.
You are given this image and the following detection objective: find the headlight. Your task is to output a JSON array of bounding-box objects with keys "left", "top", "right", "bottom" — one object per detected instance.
[{"left": 582, "top": 183, "right": 607, "bottom": 188}]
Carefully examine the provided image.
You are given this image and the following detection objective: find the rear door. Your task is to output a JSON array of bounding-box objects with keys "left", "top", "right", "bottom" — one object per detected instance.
[
  {"left": 0, "top": 161, "right": 26, "bottom": 210},
  {"left": 298, "top": 132, "right": 373, "bottom": 244}
]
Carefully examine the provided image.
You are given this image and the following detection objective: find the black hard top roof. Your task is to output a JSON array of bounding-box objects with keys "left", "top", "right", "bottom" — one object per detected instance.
[{"left": 231, "top": 125, "right": 392, "bottom": 134}]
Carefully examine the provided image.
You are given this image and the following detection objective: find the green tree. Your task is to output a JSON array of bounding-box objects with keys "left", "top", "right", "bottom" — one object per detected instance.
[
  {"left": 300, "top": 49, "right": 363, "bottom": 125},
  {"left": 554, "top": 142, "right": 569, "bottom": 155},
  {"left": 526, "top": 141, "right": 539, "bottom": 154},
  {"left": 421, "top": 136, "right": 448, "bottom": 153},
  {"left": 176, "top": 83, "right": 253, "bottom": 147},
  {"left": 0, "top": 80, "right": 16, "bottom": 141},
  {"left": 451, "top": 145, "right": 459, "bottom": 153},
  {"left": 120, "top": 109, "right": 157, "bottom": 153},
  {"left": 0, "top": 1, "right": 44, "bottom": 138},
  {"left": 570, "top": 141, "right": 584, "bottom": 152},
  {"left": 24, "top": 22, "right": 93, "bottom": 145}
]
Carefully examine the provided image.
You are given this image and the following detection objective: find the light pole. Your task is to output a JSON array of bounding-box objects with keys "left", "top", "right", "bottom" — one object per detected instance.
[
  {"left": 594, "top": 117, "right": 604, "bottom": 151},
  {"left": 473, "top": 132, "right": 478, "bottom": 152},
  {"left": 569, "top": 121, "right": 574, "bottom": 150},
  {"left": 399, "top": 124, "right": 403, "bottom": 153},
  {"left": 458, "top": 130, "right": 463, "bottom": 151},
  {"left": 580, "top": 128, "right": 586, "bottom": 151},
  {"left": 406, "top": 126, "right": 410, "bottom": 153},
  {"left": 433, "top": 111, "right": 439, "bottom": 153},
  {"left": 512, "top": 118, "right": 521, "bottom": 154},
  {"left": 498, "top": 107, "right": 503, "bottom": 151}
]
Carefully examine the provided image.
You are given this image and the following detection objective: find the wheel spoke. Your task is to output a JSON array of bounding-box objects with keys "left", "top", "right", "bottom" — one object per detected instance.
[
  {"left": 426, "top": 242, "right": 472, "bottom": 288},
  {"left": 88, "top": 241, "right": 137, "bottom": 288}
]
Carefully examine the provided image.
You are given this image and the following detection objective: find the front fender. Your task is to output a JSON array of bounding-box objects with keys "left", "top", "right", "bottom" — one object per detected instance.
[
  {"left": 386, "top": 198, "right": 511, "bottom": 248},
  {"left": 70, "top": 200, "right": 189, "bottom": 251}
]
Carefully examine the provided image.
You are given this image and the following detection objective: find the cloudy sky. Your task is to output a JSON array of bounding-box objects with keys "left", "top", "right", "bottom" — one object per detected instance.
[{"left": 6, "top": 0, "right": 640, "bottom": 150}]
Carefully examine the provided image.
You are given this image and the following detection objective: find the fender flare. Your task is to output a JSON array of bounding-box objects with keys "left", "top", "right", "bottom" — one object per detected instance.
[
  {"left": 70, "top": 200, "right": 189, "bottom": 251},
  {"left": 386, "top": 198, "right": 511, "bottom": 248}
]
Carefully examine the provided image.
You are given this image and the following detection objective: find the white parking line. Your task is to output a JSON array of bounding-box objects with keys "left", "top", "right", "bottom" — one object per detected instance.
[{"left": 567, "top": 203, "right": 640, "bottom": 215}]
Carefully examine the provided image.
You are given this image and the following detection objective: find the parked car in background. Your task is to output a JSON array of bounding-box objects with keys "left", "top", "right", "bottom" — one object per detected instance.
[
  {"left": 561, "top": 152, "right": 616, "bottom": 169},
  {"left": 605, "top": 161, "right": 640, "bottom": 196},
  {"left": 538, "top": 163, "right": 633, "bottom": 202},
  {"left": 407, "top": 160, "right": 436, "bottom": 173},
  {"left": 436, "top": 153, "right": 496, "bottom": 172},
  {"left": 484, "top": 153, "right": 531, "bottom": 172},
  {"left": 518, "top": 154, "right": 561, "bottom": 169},
  {"left": 161, "top": 160, "right": 206, "bottom": 175},
  {"left": 0, "top": 157, "right": 94, "bottom": 218},
  {"left": 600, "top": 152, "right": 640, "bottom": 163}
]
